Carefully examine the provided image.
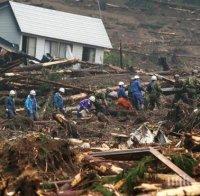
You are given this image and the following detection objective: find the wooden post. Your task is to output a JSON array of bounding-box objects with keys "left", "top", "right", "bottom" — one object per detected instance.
[{"left": 119, "top": 41, "right": 123, "bottom": 68}]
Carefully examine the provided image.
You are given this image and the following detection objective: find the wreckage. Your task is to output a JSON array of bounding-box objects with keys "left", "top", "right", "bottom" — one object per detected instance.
[{"left": 0, "top": 41, "right": 200, "bottom": 196}]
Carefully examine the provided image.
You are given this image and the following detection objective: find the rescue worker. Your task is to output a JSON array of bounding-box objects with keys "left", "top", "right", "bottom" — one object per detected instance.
[
  {"left": 95, "top": 91, "right": 108, "bottom": 107},
  {"left": 53, "top": 87, "right": 66, "bottom": 114},
  {"left": 185, "top": 70, "right": 199, "bottom": 103},
  {"left": 5, "top": 90, "right": 16, "bottom": 119},
  {"left": 94, "top": 91, "right": 109, "bottom": 114},
  {"left": 117, "top": 81, "right": 127, "bottom": 98},
  {"left": 77, "top": 96, "right": 95, "bottom": 117},
  {"left": 173, "top": 74, "right": 188, "bottom": 104},
  {"left": 146, "top": 75, "right": 162, "bottom": 110},
  {"left": 117, "top": 81, "right": 132, "bottom": 110},
  {"left": 131, "top": 75, "right": 144, "bottom": 110},
  {"left": 25, "top": 90, "right": 39, "bottom": 121}
]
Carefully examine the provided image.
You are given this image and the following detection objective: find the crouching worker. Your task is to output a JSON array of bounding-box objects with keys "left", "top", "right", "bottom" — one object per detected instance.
[
  {"left": 25, "top": 90, "right": 39, "bottom": 121},
  {"left": 5, "top": 90, "right": 16, "bottom": 119},
  {"left": 117, "top": 81, "right": 133, "bottom": 110},
  {"left": 53, "top": 87, "right": 66, "bottom": 114},
  {"left": 77, "top": 96, "right": 95, "bottom": 117}
]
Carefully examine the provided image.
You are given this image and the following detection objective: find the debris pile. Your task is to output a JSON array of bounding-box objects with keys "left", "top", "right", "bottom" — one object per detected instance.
[{"left": 0, "top": 43, "right": 200, "bottom": 195}]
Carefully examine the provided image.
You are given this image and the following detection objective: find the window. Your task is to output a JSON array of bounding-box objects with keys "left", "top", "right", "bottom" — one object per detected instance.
[
  {"left": 82, "top": 46, "right": 96, "bottom": 62},
  {"left": 45, "top": 40, "right": 73, "bottom": 58},
  {"left": 44, "top": 41, "right": 51, "bottom": 54},
  {"left": 59, "top": 43, "right": 66, "bottom": 58},
  {"left": 51, "top": 41, "right": 59, "bottom": 57},
  {"left": 22, "top": 36, "right": 36, "bottom": 57}
]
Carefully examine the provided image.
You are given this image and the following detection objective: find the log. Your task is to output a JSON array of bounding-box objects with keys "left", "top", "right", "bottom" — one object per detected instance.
[
  {"left": 157, "top": 183, "right": 200, "bottom": 196},
  {"left": 67, "top": 93, "right": 87, "bottom": 101},
  {"left": 75, "top": 153, "right": 123, "bottom": 175},
  {"left": 184, "top": 133, "right": 200, "bottom": 152},
  {"left": 145, "top": 173, "right": 189, "bottom": 187},
  {"left": 0, "top": 59, "right": 23, "bottom": 75},
  {"left": 108, "top": 64, "right": 127, "bottom": 73},
  {"left": 134, "top": 183, "right": 162, "bottom": 192},
  {"left": 26, "top": 77, "right": 93, "bottom": 94},
  {"left": 53, "top": 113, "right": 80, "bottom": 138},
  {"left": 12, "top": 58, "right": 78, "bottom": 72}
]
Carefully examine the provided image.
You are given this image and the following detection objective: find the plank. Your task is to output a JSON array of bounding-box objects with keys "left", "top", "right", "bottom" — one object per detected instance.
[{"left": 149, "top": 147, "right": 196, "bottom": 183}]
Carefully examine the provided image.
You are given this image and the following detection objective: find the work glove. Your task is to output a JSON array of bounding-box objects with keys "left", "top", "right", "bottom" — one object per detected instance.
[{"left": 85, "top": 109, "right": 89, "bottom": 113}]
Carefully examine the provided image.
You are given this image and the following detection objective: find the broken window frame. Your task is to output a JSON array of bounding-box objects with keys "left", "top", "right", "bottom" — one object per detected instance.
[
  {"left": 45, "top": 39, "right": 73, "bottom": 58},
  {"left": 82, "top": 46, "right": 96, "bottom": 63},
  {"left": 22, "top": 35, "right": 37, "bottom": 57}
]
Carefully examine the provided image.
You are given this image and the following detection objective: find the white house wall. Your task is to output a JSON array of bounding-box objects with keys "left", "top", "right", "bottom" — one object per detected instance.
[
  {"left": 95, "top": 48, "right": 104, "bottom": 64},
  {"left": 25, "top": 35, "right": 105, "bottom": 63},
  {"left": 0, "top": 6, "right": 21, "bottom": 46}
]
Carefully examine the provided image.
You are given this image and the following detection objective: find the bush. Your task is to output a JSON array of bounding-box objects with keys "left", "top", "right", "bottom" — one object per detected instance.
[{"left": 104, "top": 51, "right": 134, "bottom": 67}]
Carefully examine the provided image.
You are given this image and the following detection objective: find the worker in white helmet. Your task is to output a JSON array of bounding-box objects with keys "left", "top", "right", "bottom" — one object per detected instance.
[
  {"left": 146, "top": 75, "right": 162, "bottom": 110},
  {"left": 5, "top": 90, "right": 16, "bottom": 119},
  {"left": 131, "top": 75, "right": 144, "bottom": 110},
  {"left": 53, "top": 87, "right": 66, "bottom": 114},
  {"left": 77, "top": 96, "right": 96, "bottom": 117},
  {"left": 117, "top": 81, "right": 133, "bottom": 110},
  {"left": 25, "top": 90, "right": 39, "bottom": 121},
  {"left": 117, "top": 81, "right": 127, "bottom": 98}
]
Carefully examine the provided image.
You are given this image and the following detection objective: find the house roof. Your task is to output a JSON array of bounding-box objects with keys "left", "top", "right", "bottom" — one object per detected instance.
[{"left": 7, "top": 1, "right": 112, "bottom": 48}]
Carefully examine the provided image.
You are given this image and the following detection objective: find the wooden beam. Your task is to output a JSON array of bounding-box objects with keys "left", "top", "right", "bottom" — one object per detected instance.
[{"left": 149, "top": 147, "right": 196, "bottom": 184}]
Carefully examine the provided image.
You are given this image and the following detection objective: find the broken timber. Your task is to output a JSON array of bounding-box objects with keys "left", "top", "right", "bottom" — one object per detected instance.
[
  {"left": 91, "top": 147, "right": 195, "bottom": 184},
  {"left": 12, "top": 58, "right": 78, "bottom": 72}
]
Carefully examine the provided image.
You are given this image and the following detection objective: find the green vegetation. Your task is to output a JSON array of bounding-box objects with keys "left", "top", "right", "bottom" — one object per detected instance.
[
  {"left": 99, "top": 156, "right": 154, "bottom": 194},
  {"left": 93, "top": 184, "right": 114, "bottom": 196},
  {"left": 104, "top": 51, "right": 135, "bottom": 67},
  {"left": 171, "top": 154, "right": 197, "bottom": 175}
]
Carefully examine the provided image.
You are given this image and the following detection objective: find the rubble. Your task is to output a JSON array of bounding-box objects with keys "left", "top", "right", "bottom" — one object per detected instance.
[{"left": 0, "top": 42, "right": 200, "bottom": 195}]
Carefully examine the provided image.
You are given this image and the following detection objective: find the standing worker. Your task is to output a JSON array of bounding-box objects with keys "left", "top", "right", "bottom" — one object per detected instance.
[
  {"left": 146, "top": 75, "right": 162, "bottom": 110},
  {"left": 5, "top": 90, "right": 16, "bottom": 119},
  {"left": 117, "top": 81, "right": 132, "bottom": 110},
  {"left": 173, "top": 74, "right": 188, "bottom": 104},
  {"left": 131, "top": 75, "right": 144, "bottom": 110},
  {"left": 53, "top": 87, "right": 66, "bottom": 114},
  {"left": 185, "top": 70, "right": 199, "bottom": 104},
  {"left": 25, "top": 90, "right": 39, "bottom": 121}
]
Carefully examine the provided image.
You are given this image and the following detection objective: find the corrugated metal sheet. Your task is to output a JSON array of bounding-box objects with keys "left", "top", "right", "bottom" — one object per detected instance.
[{"left": 9, "top": 1, "right": 112, "bottom": 49}]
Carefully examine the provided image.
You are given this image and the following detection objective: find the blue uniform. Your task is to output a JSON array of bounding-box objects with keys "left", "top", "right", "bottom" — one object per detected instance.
[
  {"left": 131, "top": 79, "right": 144, "bottom": 110},
  {"left": 25, "top": 95, "right": 38, "bottom": 120},
  {"left": 117, "top": 86, "right": 127, "bottom": 98},
  {"left": 5, "top": 96, "right": 16, "bottom": 118},
  {"left": 53, "top": 92, "right": 64, "bottom": 110},
  {"left": 79, "top": 99, "right": 92, "bottom": 111}
]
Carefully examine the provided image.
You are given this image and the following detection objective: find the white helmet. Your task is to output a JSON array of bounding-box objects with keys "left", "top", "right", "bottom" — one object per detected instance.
[
  {"left": 134, "top": 75, "right": 140, "bottom": 79},
  {"left": 151, "top": 75, "right": 157, "bottom": 81},
  {"left": 30, "top": 90, "right": 36, "bottom": 96},
  {"left": 89, "top": 96, "right": 95, "bottom": 102},
  {"left": 10, "top": 90, "right": 16, "bottom": 96},
  {"left": 59, "top": 87, "right": 65, "bottom": 93},
  {"left": 118, "top": 81, "right": 125, "bottom": 86}
]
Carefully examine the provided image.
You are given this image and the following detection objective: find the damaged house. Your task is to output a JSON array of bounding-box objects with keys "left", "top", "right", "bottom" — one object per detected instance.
[{"left": 0, "top": 1, "right": 112, "bottom": 63}]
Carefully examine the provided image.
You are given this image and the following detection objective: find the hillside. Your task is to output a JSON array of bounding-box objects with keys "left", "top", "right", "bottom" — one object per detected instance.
[{"left": 1, "top": 0, "right": 200, "bottom": 69}]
